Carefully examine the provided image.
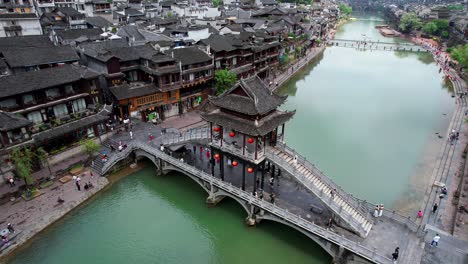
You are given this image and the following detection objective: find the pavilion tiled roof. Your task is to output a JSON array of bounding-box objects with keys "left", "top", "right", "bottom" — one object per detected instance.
[{"left": 210, "top": 75, "right": 287, "bottom": 115}]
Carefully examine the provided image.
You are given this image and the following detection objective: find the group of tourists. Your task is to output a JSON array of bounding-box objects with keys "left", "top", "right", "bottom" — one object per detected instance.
[
  {"left": 448, "top": 130, "right": 459, "bottom": 145},
  {"left": 72, "top": 175, "right": 93, "bottom": 191},
  {"left": 1, "top": 223, "right": 15, "bottom": 247},
  {"left": 373, "top": 204, "right": 385, "bottom": 218}
]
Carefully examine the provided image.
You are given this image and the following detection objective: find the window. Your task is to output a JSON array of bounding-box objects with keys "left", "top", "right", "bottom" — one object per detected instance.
[
  {"left": 27, "top": 111, "right": 42, "bottom": 123},
  {"left": 0, "top": 98, "right": 17, "bottom": 108},
  {"left": 215, "top": 61, "right": 221, "bottom": 68},
  {"left": 46, "top": 88, "right": 60, "bottom": 98},
  {"left": 22, "top": 94, "right": 34, "bottom": 104},
  {"left": 87, "top": 127, "right": 95, "bottom": 138},
  {"left": 128, "top": 71, "right": 138, "bottom": 81},
  {"left": 232, "top": 57, "right": 237, "bottom": 65},
  {"left": 72, "top": 98, "right": 86, "bottom": 113},
  {"left": 20, "top": 8, "right": 25, "bottom": 13},
  {"left": 64, "top": 85, "right": 74, "bottom": 95},
  {"left": 53, "top": 104, "right": 68, "bottom": 117},
  {"left": 21, "top": 127, "right": 29, "bottom": 139}
]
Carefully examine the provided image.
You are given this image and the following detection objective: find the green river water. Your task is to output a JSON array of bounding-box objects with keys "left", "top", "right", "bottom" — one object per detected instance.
[{"left": 6, "top": 16, "right": 454, "bottom": 264}]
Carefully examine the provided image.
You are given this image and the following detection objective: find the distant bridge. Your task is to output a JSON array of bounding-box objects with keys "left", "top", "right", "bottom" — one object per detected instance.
[{"left": 328, "top": 39, "right": 427, "bottom": 52}]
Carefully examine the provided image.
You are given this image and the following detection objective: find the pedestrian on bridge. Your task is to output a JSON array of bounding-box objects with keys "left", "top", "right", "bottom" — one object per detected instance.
[
  {"left": 432, "top": 203, "right": 438, "bottom": 214},
  {"left": 392, "top": 247, "right": 399, "bottom": 263},
  {"left": 129, "top": 131, "right": 133, "bottom": 140},
  {"left": 430, "top": 234, "right": 440, "bottom": 247},
  {"left": 374, "top": 205, "right": 379, "bottom": 218},
  {"left": 417, "top": 210, "right": 423, "bottom": 218},
  {"left": 379, "top": 204, "right": 384, "bottom": 217}
]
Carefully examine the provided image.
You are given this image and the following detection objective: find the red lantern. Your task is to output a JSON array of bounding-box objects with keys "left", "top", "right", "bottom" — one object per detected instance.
[
  {"left": 214, "top": 153, "right": 220, "bottom": 160},
  {"left": 247, "top": 167, "right": 254, "bottom": 173},
  {"left": 247, "top": 138, "right": 254, "bottom": 144},
  {"left": 229, "top": 131, "right": 235, "bottom": 137},
  {"left": 232, "top": 161, "right": 238, "bottom": 167},
  {"left": 213, "top": 126, "right": 220, "bottom": 132}
]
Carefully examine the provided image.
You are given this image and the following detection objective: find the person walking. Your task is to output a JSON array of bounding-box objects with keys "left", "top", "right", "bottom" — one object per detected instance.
[
  {"left": 110, "top": 144, "right": 116, "bottom": 152},
  {"left": 431, "top": 234, "right": 440, "bottom": 247},
  {"left": 8, "top": 177, "right": 15, "bottom": 187},
  {"left": 270, "top": 192, "right": 276, "bottom": 204},
  {"left": 432, "top": 203, "right": 438, "bottom": 214},
  {"left": 374, "top": 205, "right": 379, "bottom": 218},
  {"left": 417, "top": 210, "right": 423, "bottom": 218},
  {"left": 392, "top": 247, "right": 399, "bottom": 263},
  {"left": 379, "top": 204, "right": 384, "bottom": 217},
  {"left": 293, "top": 155, "right": 298, "bottom": 167},
  {"left": 76, "top": 180, "right": 81, "bottom": 191},
  {"left": 7, "top": 223, "right": 14, "bottom": 233},
  {"left": 129, "top": 131, "right": 133, "bottom": 140}
]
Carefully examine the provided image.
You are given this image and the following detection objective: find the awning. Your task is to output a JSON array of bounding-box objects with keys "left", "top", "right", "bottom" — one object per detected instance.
[{"left": 33, "top": 113, "right": 109, "bottom": 142}]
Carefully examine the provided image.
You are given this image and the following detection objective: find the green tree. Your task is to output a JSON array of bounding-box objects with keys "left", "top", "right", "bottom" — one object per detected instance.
[
  {"left": 433, "top": 19, "right": 449, "bottom": 32},
  {"left": 422, "top": 22, "right": 438, "bottom": 35},
  {"left": 11, "top": 148, "right": 35, "bottom": 187},
  {"left": 81, "top": 139, "right": 100, "bottom": 160},
  {"left": 166, "top": 11, "right": 173, "bottom": 18},
  {"left": 399, "top": 13, "right": 422, "bottom": 33},
  {"left": 450, "top": 44, "right": 468, "bottom": 69},
  {"left": 212, "top": 0, "right": 222, "bottom": 8},
  {"left": 441, "top": 30, "right": 449, "bottom": 39},
  {"left": 214, "top": 70, "right": 237, "bottom": 95},
  {"left": 35, "top": 147, "right": 52, "bottom": 175},
  {"left": 339, "top": 3, "right": 352, "bottom": 16}
]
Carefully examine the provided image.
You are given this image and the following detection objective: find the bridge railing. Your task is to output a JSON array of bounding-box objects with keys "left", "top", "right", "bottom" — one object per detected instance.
[
  {"left": 101, "top": 143, "right": 135, "bottom": 174},
  {"left": 273, "top": 142, "right": 372, "bottom": 217},
  {"left": 131, "top": 141, "right": 392, "bottom": 264},
  {"left": 162, "top": 126, "right": 209, "bottom": 145},
  {"left": 266, "top": 148, "right": 371, "bottom": 237},
  {"left": 356, "top": 199, "right": 422, "bottom": 235}
]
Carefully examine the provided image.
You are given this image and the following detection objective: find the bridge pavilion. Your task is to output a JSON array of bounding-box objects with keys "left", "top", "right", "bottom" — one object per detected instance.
[{"left": 201, "top": 75, "right": 295, "bottom": 192}]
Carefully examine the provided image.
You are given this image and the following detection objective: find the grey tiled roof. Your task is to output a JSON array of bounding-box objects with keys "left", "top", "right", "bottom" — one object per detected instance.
[
  {"left": 0, "top": 35, "right": 53, "bottom": 50},
  {"left": 210, "top": 75, "right": 287, "bottom": 115},
  {"left": 56, "top": 28, "right": 103, "bottom": 41},
  {"left": 201, "top": 109, "right": 294, "bottom": 136},
  {"left": 85, "top": 16, "right": 112, "bottom": 28},
  {"left": 0, "top": 13, "right": 37, "bottom": 19},
  {"left": 2, "top": 46, "right": 79, "bottom": 68},
  {"left": 0, "top": 64, "right": 100, "bottom": 99},
  {"left": 168, "top": 47, "right": 211, "bottom": 66},
  {"left": 0, "top": 111, "right": 32, "bottom": 132},
  {"left": 109, "top": 83, "right": 160, "bottom": 100}
]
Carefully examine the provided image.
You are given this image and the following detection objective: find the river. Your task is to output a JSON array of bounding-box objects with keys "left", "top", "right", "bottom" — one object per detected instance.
[{"left": 6, "top": 16, "right": 454, "bottom": 264}]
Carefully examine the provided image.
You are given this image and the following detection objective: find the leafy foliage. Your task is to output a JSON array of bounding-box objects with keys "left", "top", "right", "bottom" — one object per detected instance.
[
  {"left": 450, "top": 44, "right": 468, "bottom": 69},
  {"left": 81, "top": 139, "right": 100, "bottom": 160},
  {"left": 214, "top": 70, "right": 237, "bottom": 95},
  {"left": 339, "top": 3, "right": 352, "bottom": 16},
  {"left": 212, "top": 0, "right": 222, "bottom": 8},
  {"left": 11, "top": 148, "right": 35, "bottom": 186},
  {"left": 398, "top": 13, "right": 422, "bottom": 33},
  {"left": 422, "top": 22, "right": 438, "bottom": 35}
]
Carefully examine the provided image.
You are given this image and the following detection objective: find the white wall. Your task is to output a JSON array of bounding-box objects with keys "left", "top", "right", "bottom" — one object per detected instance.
[{"left": 0, "top": 19, "right": 43, "bottom": 37}]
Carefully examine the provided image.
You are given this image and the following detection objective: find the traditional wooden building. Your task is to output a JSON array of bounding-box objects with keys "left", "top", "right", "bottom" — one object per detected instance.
[{"left": 201, "top": 75, "right": 295, "bottom": 192}]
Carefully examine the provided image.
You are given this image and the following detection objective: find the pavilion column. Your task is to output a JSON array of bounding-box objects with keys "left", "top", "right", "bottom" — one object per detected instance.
[
  {"left": 261, "top": 162, "right": 265, "bottom": 189},
  {"left": 242, "top": 161, "right": 246, "bottom": 191},
  {"left": 253, "top": 168, "right": 258, "bottom": 193},
  {"left": 255, "top": 137, "right": 258, "bottom": 160},
  {"left": 220, "top": 153, "right": 224, "bottom": 181},
  {"left": 242, "top": 134, "right": 246, "bottom": 156},
  {"left": 220, "top": 126, "right": 223, "bottom": 147},
  {"left": 282, "top": 124, "right": 285, "bottom": 142},
  {"left": 210, "top": 122, "right": 213, "bottom": 142},
  {"left": 210, "top": 146, "right": 215, "bottom": 177},
  {"left": 263, "top": 136, "right": 266, "bottom": 155}
]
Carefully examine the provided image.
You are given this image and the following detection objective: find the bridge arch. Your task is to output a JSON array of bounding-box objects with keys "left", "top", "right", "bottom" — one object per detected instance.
[
  {"left": 214, "top": 191, "right": 252, "bottom": 216},
  {"left": 257, "top": 215, "right": 335, "bottom": 257},
  {"left": 161, "top": 165, "right": 211, "bottom": 194},
  {"left": 134, "top": 150, "right": 160, "bottom": 171}
]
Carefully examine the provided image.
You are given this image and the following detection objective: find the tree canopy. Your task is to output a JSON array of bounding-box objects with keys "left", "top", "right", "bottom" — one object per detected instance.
[
  {"left": 81, "top": 139, "right": 100, "bottom": 160},
  {"left": 398, "top": 13, "right": 422, "bottom": 33},
  {"left": 214, "top": 70, "right": 237, "bottom": 95},
  {"left": 212, "top": 0, "right": 222, "bottom": 8},
  {"left": 339, "top": 3, "right": 352, "bottom": 16},
  {"left": 422, "top": 22, "right": 438, "bottom": 35},
  {"left": 450, "top": 44, "right": 468, "bottom": 69},
  {"left": 11, "top": 148, "right": 35, "bottom": 186}
]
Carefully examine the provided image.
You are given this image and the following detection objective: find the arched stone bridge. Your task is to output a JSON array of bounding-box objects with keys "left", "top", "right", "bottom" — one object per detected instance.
[{"left": 94, "top": 138, "right": 421, "bottom": 264}]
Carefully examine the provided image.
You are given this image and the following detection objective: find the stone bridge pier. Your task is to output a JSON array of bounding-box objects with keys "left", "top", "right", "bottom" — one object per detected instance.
[{"left": 133, "top": 150, "right": 376, "bottom": 264}]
